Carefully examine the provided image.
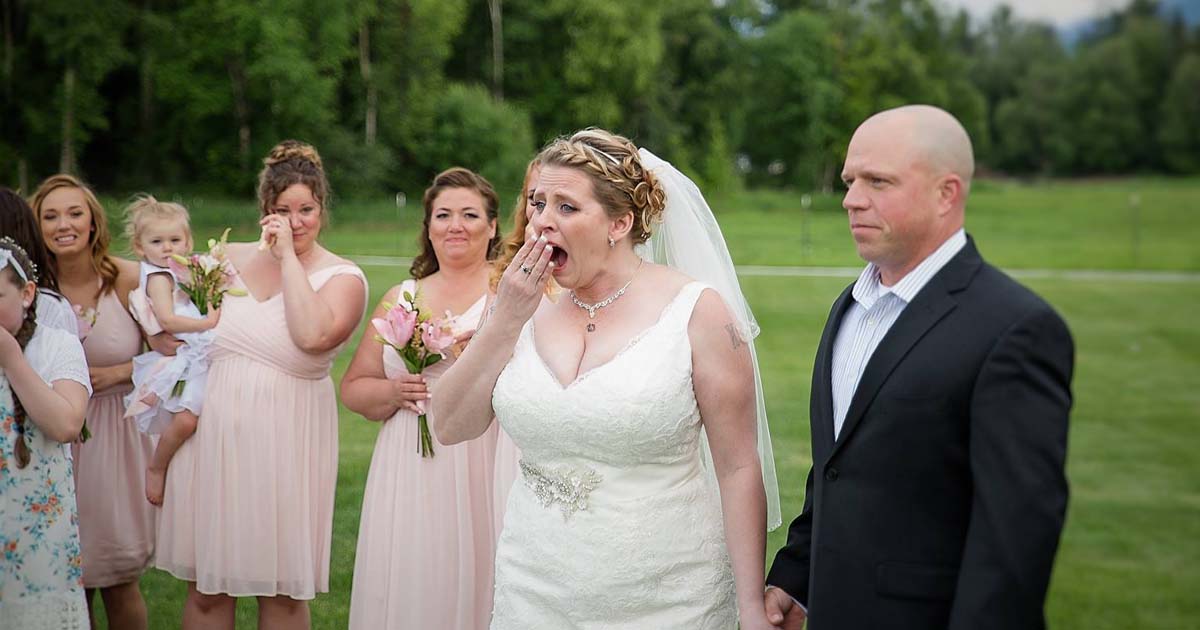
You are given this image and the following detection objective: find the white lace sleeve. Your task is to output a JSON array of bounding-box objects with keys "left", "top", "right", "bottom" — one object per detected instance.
[
  {"left": 35, "top": 289, "right": 80, "bottom": 337},
  {"left": 25, "top": 326, "right": 92, "bottom": 395}
]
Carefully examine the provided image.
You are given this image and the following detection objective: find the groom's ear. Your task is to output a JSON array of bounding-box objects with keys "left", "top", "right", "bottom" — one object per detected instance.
[{"left": 935, "top": 174, "right": 966, "bottom": 216}]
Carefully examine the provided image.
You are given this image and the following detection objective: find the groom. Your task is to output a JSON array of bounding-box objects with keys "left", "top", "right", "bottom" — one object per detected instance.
[{"left": 763, "top": 105, "right": 1074, "bottom": 630}]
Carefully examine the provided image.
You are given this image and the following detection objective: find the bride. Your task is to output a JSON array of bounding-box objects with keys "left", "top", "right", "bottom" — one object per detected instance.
[{"left": 434, "top": 128, "right": 780, "bottom": 629}]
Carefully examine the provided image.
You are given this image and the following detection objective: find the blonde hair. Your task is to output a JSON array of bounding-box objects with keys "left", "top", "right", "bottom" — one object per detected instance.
[
  {"left": 535, "top": 128, "right": 666, "bottom": 244},
  {"left": 123, "top": 194, "right": 192, "bottom": 250},
  {"left": 29, "top": 174, "right": 120, "bottom": 297},
  {"left": 490, "top": 158, "right": 540, "bottom": 290}
]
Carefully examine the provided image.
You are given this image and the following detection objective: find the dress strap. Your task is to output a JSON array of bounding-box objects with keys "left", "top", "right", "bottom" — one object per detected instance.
[
  {"left": 309, "top": 263, "right": 367, "bottom": 291},
  {"left": 661, "top": 281, "right": 710, "bottom": 332}
]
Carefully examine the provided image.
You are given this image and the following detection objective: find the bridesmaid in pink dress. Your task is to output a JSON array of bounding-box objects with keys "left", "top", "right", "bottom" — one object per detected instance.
[
  {"left": 342, "top": 167, "right": 501, "bottom": 630},
  {"left": 32, "top": 174, "right": 156, "bottom": 630},
  {"left": 155, "top": 141, "right": 367, "bottom": 630}
]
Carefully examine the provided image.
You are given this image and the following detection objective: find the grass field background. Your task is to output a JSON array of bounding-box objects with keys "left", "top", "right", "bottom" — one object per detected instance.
[{"left": 89, "top": 177, "right": 1199, "bottom": 628}]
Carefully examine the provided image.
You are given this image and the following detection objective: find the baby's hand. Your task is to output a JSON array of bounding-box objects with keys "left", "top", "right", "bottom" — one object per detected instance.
[{"left": 202, "top": 307, "right": 222, "bottom": 330}]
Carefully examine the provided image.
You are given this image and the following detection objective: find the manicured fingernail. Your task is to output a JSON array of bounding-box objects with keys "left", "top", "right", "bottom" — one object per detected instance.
[
  {"left": 548, "top": 261, "right": 556, "bottom": 268},
  {"left": 545, "top": 244, "right": 553, "bottom": 252},
  {"left": 538, "top": 234, "right": 547, "bottom": 242}
]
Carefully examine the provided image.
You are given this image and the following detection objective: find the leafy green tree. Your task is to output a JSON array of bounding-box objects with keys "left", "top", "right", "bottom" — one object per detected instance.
[
  {"left": 409, "top": 83, "right": 534, "bottom": 193},
  {"left": 1063, "top": 37, "right": 1145, "bottom": 173},
  {"left": 743, "top": 9, "right": 842, "bottom": 190},
  {"left": 150, "top": 0, "right": 356, "bottom": 192},
  {"left": 25, "top": 0, "right": 133, "bottom": 176},
  {"left": 1159, "top": 53, "right": 1200, "bottom": 172}
]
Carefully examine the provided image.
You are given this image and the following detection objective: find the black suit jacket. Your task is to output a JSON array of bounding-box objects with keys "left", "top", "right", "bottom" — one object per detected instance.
[{"left": 767, "top": 238, "right": 1074, "bottom": 630}]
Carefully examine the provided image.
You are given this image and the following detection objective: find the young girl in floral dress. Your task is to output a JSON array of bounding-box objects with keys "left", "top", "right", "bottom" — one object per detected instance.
[{"left": 0, "top": 238, "right": 91, "bottom": 630}]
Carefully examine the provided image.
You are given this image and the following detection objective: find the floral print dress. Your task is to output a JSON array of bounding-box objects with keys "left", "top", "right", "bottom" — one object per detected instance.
[{"left": 0, "top": 326, "right": 91, "bottom": 630}]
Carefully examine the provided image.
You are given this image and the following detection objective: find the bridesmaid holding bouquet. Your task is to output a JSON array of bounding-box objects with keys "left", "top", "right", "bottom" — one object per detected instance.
[{"left": 342, "top": 167, "right": 501, "bottom": 630}]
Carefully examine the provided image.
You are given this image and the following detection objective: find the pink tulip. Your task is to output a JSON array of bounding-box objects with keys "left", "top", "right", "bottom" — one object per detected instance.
[
  {"left": 372, "top": 304, "right": 418, "bottom": 349},
  {"left": 420, "top": 319, "right": 456, "bottom": 356}
]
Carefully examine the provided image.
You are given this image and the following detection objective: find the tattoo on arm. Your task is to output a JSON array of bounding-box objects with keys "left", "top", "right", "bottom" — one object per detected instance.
[{"left": 724, "top": 323, "right": 746, "bottom": 350}]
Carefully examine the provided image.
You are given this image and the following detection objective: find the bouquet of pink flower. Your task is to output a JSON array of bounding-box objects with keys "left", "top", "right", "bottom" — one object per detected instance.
[
  {"left": 167, "top": 228, "right": 246, "bottom": 314},
  {"left": 372, "top": 289, "right": 458, "bottom": 458}
]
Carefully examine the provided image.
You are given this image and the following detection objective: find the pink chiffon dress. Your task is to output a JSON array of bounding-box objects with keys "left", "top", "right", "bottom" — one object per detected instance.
[
  {"left": 348, "top": 280, "right": 499, "bottom": 630},
  {"left": 155, "top": 263, "right": 366, "bottom": 599},
  {"left": 71, "top": 286, "right": 157, "bottom": 588}
]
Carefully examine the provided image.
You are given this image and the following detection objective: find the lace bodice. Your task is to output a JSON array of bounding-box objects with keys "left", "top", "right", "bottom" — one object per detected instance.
[
  {"left": 489, "top": 281, "right": 737, "bottom": 629},
  {"left": 494, "top": 282, "right": 705, "bottom": 468}
]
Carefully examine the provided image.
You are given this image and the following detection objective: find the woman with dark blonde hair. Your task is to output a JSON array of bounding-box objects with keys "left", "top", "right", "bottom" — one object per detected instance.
[
  {"left": 434, "top": 129, "right": 781, "bottom": 629},
  {"left": 32, "top": 173, "right": 155, "bottom": 630},
  {"left": 154, "top": 140, "right": 367, "bottom": 630},
  {"left": 342, "top": 166, "right": 502, "bottom": 630}
]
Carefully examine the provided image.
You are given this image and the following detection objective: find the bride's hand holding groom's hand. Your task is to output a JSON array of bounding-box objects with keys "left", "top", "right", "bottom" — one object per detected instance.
[
  {"left": 491, "top": 233, "right": 554, "bottom": 331},
  {"left": 763, "top": 586, "right": 807, "bottom": 629}
]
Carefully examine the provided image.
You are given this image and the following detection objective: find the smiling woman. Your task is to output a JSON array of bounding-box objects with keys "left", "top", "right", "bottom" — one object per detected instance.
[
  {"left": 340, "top": 166, "right": 505, "bottom": 630},
  {"left": 30, "top": 174, "right": 154, "bottom": 630}
]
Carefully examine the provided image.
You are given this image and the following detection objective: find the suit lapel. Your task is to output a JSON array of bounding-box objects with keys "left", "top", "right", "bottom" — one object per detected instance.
[
  {"left": 827, "top": 239, "right": 983, "bottom": 461},
  {"left": 813, "top": 285, "right": 855, "bottom": 456}
]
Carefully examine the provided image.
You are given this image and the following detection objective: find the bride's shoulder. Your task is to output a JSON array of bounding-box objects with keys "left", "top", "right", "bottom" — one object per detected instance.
[{"left": 642, "top": 263, "right": 694, "bottom": 291}]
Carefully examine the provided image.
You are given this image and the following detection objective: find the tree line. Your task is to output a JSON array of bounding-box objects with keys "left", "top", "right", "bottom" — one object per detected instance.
[{"left": 2, "top": 0, "right": 1197, "bottom": 200}]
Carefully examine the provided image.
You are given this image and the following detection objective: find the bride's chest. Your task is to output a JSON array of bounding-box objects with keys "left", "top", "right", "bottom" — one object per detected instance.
[{"left": 493, "top": 324, "right": 702, "bottom": 464}]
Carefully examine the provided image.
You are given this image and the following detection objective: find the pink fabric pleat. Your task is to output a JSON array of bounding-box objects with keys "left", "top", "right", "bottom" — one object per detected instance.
[
  {"left": 156, "top": 264, "right": 366, "bottom": 599},
  {"left": 349, "top": 287, "right": 500, "bottom": 629},
  {"left": 73, "top": 288, "right": 156, "bottom": 588}
]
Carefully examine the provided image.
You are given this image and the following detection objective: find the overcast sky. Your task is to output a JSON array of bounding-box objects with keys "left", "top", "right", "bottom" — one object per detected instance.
[{"left": 937, "top": 0, "right": 1133, "bottom": 26}]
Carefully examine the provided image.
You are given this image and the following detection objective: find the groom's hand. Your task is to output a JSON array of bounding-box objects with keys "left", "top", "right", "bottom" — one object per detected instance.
[{"left": 764, "top": 586, "right": 807, "bottom": 629}]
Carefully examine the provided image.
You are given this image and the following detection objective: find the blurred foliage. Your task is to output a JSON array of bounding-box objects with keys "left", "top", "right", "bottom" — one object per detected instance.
[{"left": 1, "top": 0, "right": 1198, "bottom": 198}]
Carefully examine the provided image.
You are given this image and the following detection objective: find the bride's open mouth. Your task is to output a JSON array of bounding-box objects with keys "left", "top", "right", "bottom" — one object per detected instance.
[{"left": 550, "top": 245, "right": 568, "bottom": 272}]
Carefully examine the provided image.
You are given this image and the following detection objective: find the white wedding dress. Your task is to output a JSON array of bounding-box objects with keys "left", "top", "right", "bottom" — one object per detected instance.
[{"left": 490, "top": 281, "right": 736, "bottom": 629}]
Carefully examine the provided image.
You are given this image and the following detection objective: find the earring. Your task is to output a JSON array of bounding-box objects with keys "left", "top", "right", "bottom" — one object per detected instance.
[
  {"left": 608, "top": 236, "right": 615, "bottom": 248},
  {"left": 23, "top": 301, "right": 31, "bottom": 309}
]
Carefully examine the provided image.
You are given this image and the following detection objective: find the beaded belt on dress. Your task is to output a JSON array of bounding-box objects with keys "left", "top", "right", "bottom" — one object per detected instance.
[
  {"left": 519, "top": 459, "right": 603, "bottom": 520},
  {"left": 518, "top": 456, "right": 704, "bottom": 521}
]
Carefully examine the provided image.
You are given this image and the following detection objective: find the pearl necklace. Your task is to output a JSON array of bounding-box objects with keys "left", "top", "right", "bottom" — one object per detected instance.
[{"left": 570, "top": 262, "right": 642, "bottom": 332}]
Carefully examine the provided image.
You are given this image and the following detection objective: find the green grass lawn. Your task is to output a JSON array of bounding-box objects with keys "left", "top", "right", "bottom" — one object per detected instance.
[{"left": 92, "top": 178, "right": 1198, "bottom": 628}]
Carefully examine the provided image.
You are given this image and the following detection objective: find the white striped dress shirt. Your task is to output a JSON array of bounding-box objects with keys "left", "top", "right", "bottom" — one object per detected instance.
[{"left": 830, "top": 229, "right": 967, "bottom": 439}]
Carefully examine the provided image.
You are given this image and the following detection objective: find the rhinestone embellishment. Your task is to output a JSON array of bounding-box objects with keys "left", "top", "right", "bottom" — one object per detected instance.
[{"left": 520, "top": 459, "right": 603, "bottom": 520}]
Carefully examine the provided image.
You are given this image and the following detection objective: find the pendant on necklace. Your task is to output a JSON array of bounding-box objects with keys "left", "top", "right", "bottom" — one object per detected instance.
[{"left": 586, "top": 323, "right": 596, "bottom": 333}]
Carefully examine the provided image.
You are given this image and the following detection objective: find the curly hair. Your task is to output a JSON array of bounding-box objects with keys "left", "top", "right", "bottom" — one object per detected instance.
[
  {"left": 1, "top": 239, "right": 39, "bottom": 468},
  {"left": 257, "top": 140, "right": 330, "bottom": 226},
  {"left": 535, "top": 128, "right": 667, "bottom": 244},
  {"left": 490, "top": 159, "right": 541, "bottom": 290},
  {"left": 30, "top": 174, "right": 121, "bottom": 298},
  {"left": 410, "top": 167, "right": 501, "bottom": 280}
]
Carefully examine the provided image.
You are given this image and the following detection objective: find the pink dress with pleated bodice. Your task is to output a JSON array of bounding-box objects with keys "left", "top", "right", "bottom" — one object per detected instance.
[
  {"left": 348, "top": 279, "right": 499, "bottom": 630},
  {"left": 72, "top": 287, "right": 157, "bottom": 588},
  {"left": 155, "top": 263, "right": 366, "bottom": 599}
]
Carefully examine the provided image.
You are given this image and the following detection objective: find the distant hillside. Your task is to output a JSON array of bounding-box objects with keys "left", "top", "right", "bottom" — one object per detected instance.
[{"left": 1059, "top": 0, "right": 1200, "bottom": 48}]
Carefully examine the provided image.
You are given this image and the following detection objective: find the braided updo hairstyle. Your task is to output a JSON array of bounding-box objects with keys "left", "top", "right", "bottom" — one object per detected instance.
[
  {"left": 257, "top": 140, "right": 330, "bottom": 226},
  {"left": 1, "top": 238, "right": 39, "bottom": 468},
  {"left": 535, "top": 128, "right": 667, "bottom": 244}
]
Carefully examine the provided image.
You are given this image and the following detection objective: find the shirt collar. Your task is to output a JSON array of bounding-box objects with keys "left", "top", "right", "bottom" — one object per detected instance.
[{"left": 851, "top": 229, "right": 967, "bottom": 308}]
